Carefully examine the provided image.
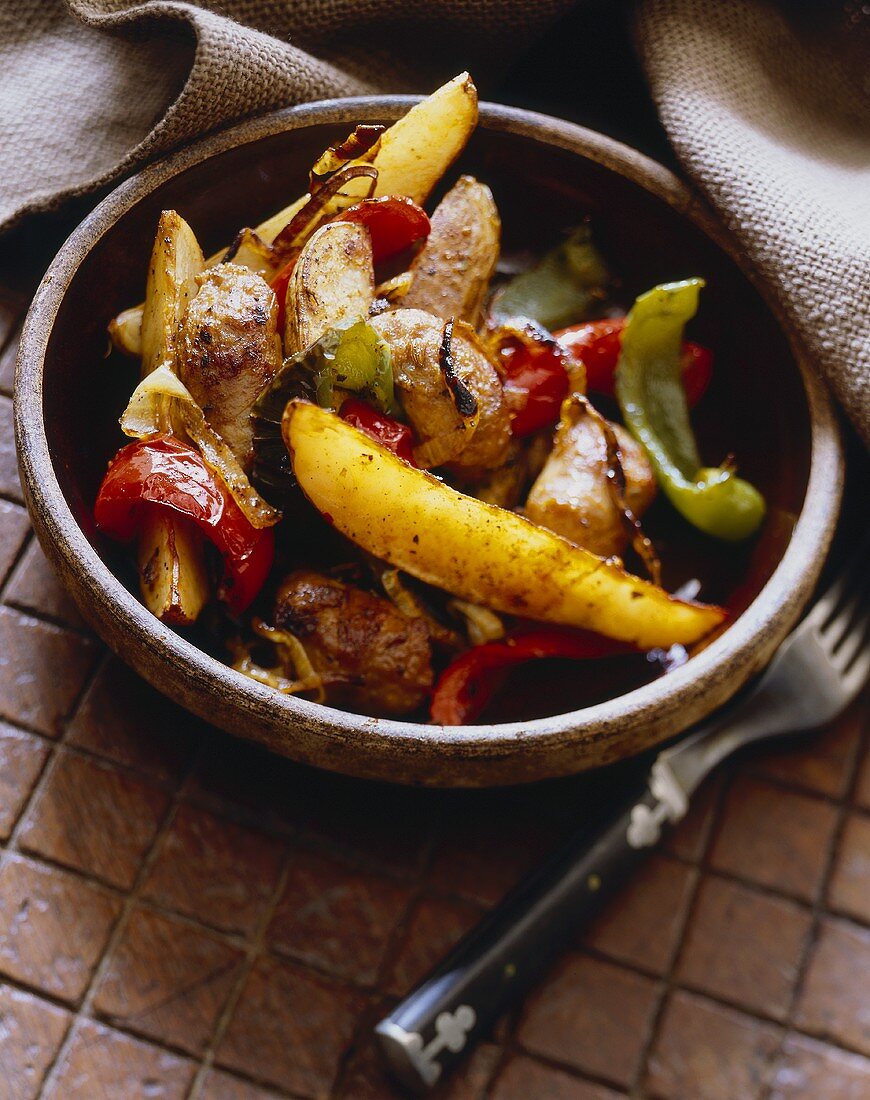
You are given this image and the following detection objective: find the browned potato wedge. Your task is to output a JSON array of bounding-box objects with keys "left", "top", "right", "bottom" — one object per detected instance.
[
  {"left": 285, "top": 222, "right": 374, "bottom": 353},
  {"left": 403, "top": 176, "right": 500, "bottom": 326},
  {"left": 110, "top": 74, "right": 478, "bottom": 357},
  {"left": 137, "top": 211, "right": 210, "bottom": 622},
  {"left": 283, "top": 401, "right": 726, "bottom": 649},
  {"left": 136, "top": 511, "right": 209, "bottom": 626},
  {"left": 140, "top": 210, "right": 203, "bottom": 379},
  {"left": 370, "top": 308, "right": 511, "bottom": 472}
]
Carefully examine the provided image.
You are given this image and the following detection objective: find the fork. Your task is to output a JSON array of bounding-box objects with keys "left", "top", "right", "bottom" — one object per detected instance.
[{"left": 375, "top": 544, "right": 870, "bottom": 1092}]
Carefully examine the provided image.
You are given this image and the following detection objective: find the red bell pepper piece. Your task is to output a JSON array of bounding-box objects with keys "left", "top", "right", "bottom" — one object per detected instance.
[
  {"left": 555, "top": 318, "right": 713, "bottom": 407},
  {"left": 498, "top": 331, "right": 572, "bottom": 437},
  {"left": 94, "top": 434, "right": 274, "bottom": 615},
  {"left": 339, "top": 195, "right": 430, "bottom": 264},
  {"left": 270, "top": 196, "right": 430, "bottom": 334},
  {"left": 340, "top": 398, "right": 417, "bottom": 465},
  {"left": 430, "top": 627, "right": 631, "bottom": 725},
  {"left": 270, "top": 261, "right": 295, "bottom": 335}
]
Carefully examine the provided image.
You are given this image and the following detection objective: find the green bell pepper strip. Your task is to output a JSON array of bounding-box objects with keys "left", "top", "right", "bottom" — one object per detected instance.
[
  {"left": 490, "top": 225, "right": 609, "bottom": 331},
  {"left": 615, "top": 279, "right": 766, "bottom": 541},
  {"left": 313, "top": 319, "right": 399, "bottom": 416}
]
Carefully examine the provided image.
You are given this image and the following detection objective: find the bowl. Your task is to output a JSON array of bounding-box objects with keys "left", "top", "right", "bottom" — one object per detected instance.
[{"left": 15, "top": 96, "right": 843, "bottom": 786}]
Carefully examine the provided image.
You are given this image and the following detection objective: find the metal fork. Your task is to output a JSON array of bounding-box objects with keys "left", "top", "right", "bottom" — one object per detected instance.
[{"left": 376, "top": 544, "right": 870, "bottom": 1093}]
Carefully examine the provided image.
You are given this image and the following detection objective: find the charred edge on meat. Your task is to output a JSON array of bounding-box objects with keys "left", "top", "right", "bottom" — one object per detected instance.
[{"left": 439, "top": 318, "right": 478, "bottom": 419}]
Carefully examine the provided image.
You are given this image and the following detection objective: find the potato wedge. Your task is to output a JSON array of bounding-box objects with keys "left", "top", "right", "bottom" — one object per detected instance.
[
  {"left": 285, "top": 221, "right": 374, "bottom": 353},
  {"left": 136, "top": 511, "right": 210, "bottom": 626},
  {"left": 283, "top": 402, "right": 726, "bottom": 648},
  {"left": 364, "top": 72, "right": 477, "bottom": 205},
  {"left": 110, "top": 74, "right": 478, "bottom": 358},
  {"left": 140, "top": 210, "right": 203, "bottom": 379},
  {"left": 138, "top": 211, "right": 210, "bottom": 623},
  {"left": 403, "top": 175, "right": 500, "bottom": 326}
]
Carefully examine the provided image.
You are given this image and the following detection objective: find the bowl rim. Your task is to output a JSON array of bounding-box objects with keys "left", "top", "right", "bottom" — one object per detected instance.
[{"left": 14, "top": 95, "right": 844, "bottom": 780}]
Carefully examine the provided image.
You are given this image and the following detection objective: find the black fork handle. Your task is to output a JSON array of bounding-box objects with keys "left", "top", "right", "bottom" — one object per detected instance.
[{"left": 375, "top": 782, "right": 660, "bottom": 1092}]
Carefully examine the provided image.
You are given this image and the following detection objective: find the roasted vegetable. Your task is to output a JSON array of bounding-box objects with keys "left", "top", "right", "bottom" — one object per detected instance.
[
  {"left": 366, "top": 71, "right": 478, "bottom": 205},
  {"left": 615, "top": 281, "right": 765, "bottom": 541},
  {"left": 490, "top": 225, "right": 608, "bottom": 331},
  {"left": 556, "top": 318, "right": 713, "bottom": 406},
  {"left": 135, "top": 211, "right": 211, "bottom": 621},
  {"left": 95, "top": 435, "right": 274, "bottom": 616},
  {"left": 431, "top": 628, "right": 630, "bottom": 725},
  {"left": 340, "top": 398, "right": 416, "bottom": 464},
  {"left": 109, "top": 73, "right": 478, "bottom": 357},
  {"left": 370, "top": 308, "right": 511, "bottom": 472},
  {"left": 282, "top": 401, "right": 727, "bottom": 648},
  {"left": 491, "top": 320, "right": 575, "bottom": 437},
  {"left": 250, "top": 321, "right": 396, "bottom": 497},
  {"left": 120, "top": 365, "right": 280, "bottom": 530},
  {"left": 285, "top": 222, "right": 374, "bottom": 353},
  {"left": 313, "top": 320, "right": 397, "bottom": 415},
  {"left": 403, "top": 175, "right": 500, "bottom": 326},
  {"left": 135, "top": 511, "right": 209, "bottom": 626},
  {"left": 340, "top": 196, "right": 430, "bottom": 264},
  {"left": 140, "top": 210, "right": 204, "bottom": 380}
]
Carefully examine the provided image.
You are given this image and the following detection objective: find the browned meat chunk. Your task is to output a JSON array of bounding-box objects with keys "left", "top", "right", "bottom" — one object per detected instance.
[
  {"left": 274, "top": 570, "right": 433, "bottom": 716},
  {"left": 525, "top": 400, "right": 657, "bottom": 558},
  {"left": 179, "top": 263, "right": 282, "bottom": 466},
  {"left": 370, "top": 307, "right": 511, "bottom": 473}
]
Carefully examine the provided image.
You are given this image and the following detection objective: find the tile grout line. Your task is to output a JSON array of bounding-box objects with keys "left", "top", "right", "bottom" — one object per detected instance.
[
  {"left": 0, "top": 527, "right": 34, "bottom": 595},
  {"left": 0, "top": 650, "right": 111, "bottom": 859},
  {"left": 185, "top": 838, "right": 299, "bottom": 1099},
  {"left": 0, "top": 646, "right": 111, "bottom": 1098},
  {"left": 37, "top": 734, "right": 207, "bottom": 1098},
  {"left": 627, "top": 769, "right": 734, "bottom": 1098},
  {"left": 758, "top": 713, "right": 870, "bottom": 1099},
  {"left": 483, "top": 780, "right": 729, "bottom": 1099},
  {"left": 329, "top": 821, "right": 441, "bottom": 1097}
]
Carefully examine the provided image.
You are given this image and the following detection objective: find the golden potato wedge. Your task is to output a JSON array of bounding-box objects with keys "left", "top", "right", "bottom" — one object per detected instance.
[
  {"left": 403, "top": 175, "right": 500, "bottom": 326},
  {"left": 364, "top": 72, "right": 477, "bottom": 205},
  {"left": 110, "top": 74, "right": 478, "bottom": 357},
  {"left": 285, "top": 221, "right": 374, "bottom": 353},
  {"left": 283, "top": 401, "right": 726, "bottom": 649},
  {"left": 136, "top": 511, "right": 210, "bottom": 625},
  {"left": 140, "top": 210, "right": 204, "bottom": 380}
]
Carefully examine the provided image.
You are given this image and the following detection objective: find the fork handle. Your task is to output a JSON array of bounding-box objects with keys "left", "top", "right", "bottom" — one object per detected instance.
[{"left": 375, "top": 782, "right": 663, "bottom": 1093}]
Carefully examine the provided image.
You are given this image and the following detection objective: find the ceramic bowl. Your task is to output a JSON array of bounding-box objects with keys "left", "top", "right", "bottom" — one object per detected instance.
[{"left": 15, "top": 97, "right": 843, "bottom": 786}]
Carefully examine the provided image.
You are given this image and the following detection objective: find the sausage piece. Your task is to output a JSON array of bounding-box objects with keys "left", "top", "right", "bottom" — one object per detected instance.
[
  {"left": 273, "top": 570, "right": 433, "bottom": 716},
  {"left": 179, "top": 263, "right": 281, "bottom": 466},
  {"left": 525, "top": 401, "right": 657, "bottom": 558}
]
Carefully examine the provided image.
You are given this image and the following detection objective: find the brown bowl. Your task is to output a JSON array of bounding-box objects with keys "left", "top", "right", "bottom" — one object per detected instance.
[{"left": 15, "top": 97, "right": 843, "bottom": 786}]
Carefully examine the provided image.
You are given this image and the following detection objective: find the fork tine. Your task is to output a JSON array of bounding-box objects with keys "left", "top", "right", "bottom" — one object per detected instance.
[
  {"left": 827, "top": 572, "right": 870, "bottom": 656},
  {"left": 834, "top": 615, "right": 870, "bottom": 675},
  {"left": 811, "top": 533, "right": 870, "bottom": 634},
  {"left": 842, "top": 643, "right": 870, "bottom": 701}
]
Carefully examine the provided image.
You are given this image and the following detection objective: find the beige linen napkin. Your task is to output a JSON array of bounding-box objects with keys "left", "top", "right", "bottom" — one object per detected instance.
[{"left": 1, "top": 0, "right": 867, "bottom": 441}]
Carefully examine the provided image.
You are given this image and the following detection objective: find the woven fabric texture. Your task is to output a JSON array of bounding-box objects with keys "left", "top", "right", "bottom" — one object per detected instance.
[{"left": 0, "top": 0, "right": 867, "bottom": 440}]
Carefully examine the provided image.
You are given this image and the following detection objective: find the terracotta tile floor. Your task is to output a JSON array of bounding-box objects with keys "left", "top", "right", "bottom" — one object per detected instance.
[{"left": 1, "top": 275, "right": 868, "bottom": 1100}]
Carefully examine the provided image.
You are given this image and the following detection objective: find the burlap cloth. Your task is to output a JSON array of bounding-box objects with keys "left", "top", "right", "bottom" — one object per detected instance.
[{"left": 1, "top": 0, "right": 867, "bottom": 441}]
